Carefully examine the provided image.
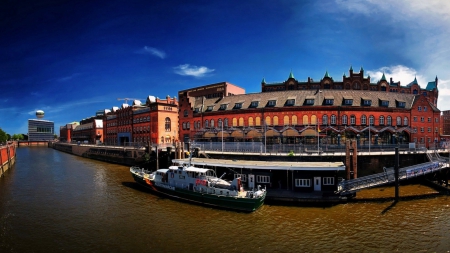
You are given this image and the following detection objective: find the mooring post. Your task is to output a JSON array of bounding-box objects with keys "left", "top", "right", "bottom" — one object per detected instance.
[{"left": 394, "top": 147, "right": 399, "bottom": 201}]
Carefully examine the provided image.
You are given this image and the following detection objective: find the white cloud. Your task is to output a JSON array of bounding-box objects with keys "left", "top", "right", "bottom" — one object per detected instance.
[
  {"left": 136, "top": 46, "right": 166, "bottom": 59},
  {"left": 173, "top": 64, "right": 215, "bottom": 78},
  {"left": 366, "top": 65, "right": 428, "bottom": 88}
]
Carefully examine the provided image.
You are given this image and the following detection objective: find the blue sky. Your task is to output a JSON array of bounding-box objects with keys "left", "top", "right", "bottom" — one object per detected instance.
[{"left": 1, "top": 0, "right": 450, "bottom": 135}]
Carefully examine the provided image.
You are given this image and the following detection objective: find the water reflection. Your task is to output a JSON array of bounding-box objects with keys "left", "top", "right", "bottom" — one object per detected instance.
[{"left": 0, "top": 148, "right": 449, "bottom": 252}]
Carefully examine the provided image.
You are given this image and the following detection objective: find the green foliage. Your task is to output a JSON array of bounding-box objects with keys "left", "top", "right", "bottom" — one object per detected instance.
[
  {"left": 11, "top": 134, "right": 24, "bottom": 140},
  {"left": 288, "top": 150, "right": 295, "bottom": 157},
  {"left": 0, "top": 128, "right": 7, "bottom": 143}
]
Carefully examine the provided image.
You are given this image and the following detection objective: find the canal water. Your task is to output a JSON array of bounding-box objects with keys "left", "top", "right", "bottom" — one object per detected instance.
[{"left": 1, "top": 147, "right": 449, "bottom": 252}]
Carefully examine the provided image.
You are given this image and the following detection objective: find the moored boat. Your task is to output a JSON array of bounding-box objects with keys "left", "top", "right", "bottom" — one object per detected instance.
[{"left": 130, "top": 161, "right": 266, "bottom": 212}]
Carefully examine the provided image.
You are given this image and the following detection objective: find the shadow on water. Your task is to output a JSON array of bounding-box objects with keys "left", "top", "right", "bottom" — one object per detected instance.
[
  {"left": 381, "top": 200, "right": 398, "bottom": 215},
  {"left": 122, "top": 181, "right": 152, "bottom": 193}
]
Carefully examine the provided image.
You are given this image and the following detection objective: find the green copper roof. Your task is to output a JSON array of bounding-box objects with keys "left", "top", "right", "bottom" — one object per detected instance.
[
  {"left": 360, "top": 66, "right": 364, "bottom": 72},
  {"left": 350, "top": 65, "right": 353, "bottom": 71},
  {"left": 324, "top": 70, "right": 330, "bottom": 78},
  {"left": 289, "top": 70, "right": 294, "bottom": 79},
  {"left": 426, "top": 80, "right": 437, "bottom": 91},
  {"left": 343, "top": 72, "right": 346, "bottom": 77},
  {"left": 406, "top": 76, "right": 418, "bottom": 87},
  {"left": 261, "top": 77, "right": 266, "bottom": 84},
  {"left": 380, "top": 72, "right": 387, "bottom": 81}
]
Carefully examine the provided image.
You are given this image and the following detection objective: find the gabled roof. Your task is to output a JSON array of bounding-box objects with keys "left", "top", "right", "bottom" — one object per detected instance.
[
  {"left": 407, "top": 76, "right": 418, "bottom": 87},
  {"left": 426, "top": 80, "right": 437, "bottom": 91},
  {"left": 380, "top": 72, "right": 387, "bottom": 81},
  {"left": 193, "top": 89, "right": 417, "bottom": 113}
]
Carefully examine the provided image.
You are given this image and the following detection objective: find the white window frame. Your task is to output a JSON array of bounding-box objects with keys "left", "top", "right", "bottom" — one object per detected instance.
[
  {"left": 234, "top": 173, "right": 247, "bottom": 182},
  {"left": 295, "top": 179, "right": 310, "bottom": 187},
  {"left": 256, "top": 175, "right": 270, "bottom": 183},
  {"left": 323, "top": 177, "right": 334, "bottom": 185}
]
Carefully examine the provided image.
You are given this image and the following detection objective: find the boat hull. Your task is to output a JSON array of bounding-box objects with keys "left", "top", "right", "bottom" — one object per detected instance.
[{"left": 131, "top": 173, "right": 265, "bottom": 212}]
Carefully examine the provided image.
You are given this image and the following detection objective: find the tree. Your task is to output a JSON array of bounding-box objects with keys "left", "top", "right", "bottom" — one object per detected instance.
[{"left": 0, "top": 128, "right": 7, "bottom": 143}]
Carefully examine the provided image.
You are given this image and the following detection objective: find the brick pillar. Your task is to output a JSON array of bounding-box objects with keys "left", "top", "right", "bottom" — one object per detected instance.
[
  {"left": 345, "top": 140, "right": 351, "bottom": 180},
  {"left": 352, "top": 140, "right": 358, "bottom": 179}
]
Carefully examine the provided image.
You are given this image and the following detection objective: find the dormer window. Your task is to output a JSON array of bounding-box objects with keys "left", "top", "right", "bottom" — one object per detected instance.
[
  {"left": 194, "top": 108, "right": 199, "bottom": 113},
  {"left": 325, "top": 99, "right": 334, "bottom": 105},
  {"left": 285, "top": 99, "right": 295, "bottom": 106},
  {"left": 362, "top": 99, "right": 372, "bottom": 106},
  {"left": 234, "top": 103, "right": 242, "bottom": 109},
  {"left": 219, "top": 104, "right": 227, "bottom": 110},
  {"left": 250, "top": 101, "right": 259, "bottom": 108},
  {"left": 381, "top": 100, "right": 389, "bottom": 107},
  {"left": 305, "top": 99, "right": 314, "bottom": 105},
  {"left": 397, "top": 101, "right": 406, "bottom": 108},
  {"left": 267, "top": 100, "right": 277, "bottom": 107},
  {"left": 344, "top": 99, "right": 353, "bottom": 105},
  {"left": 206, "top": 106, "right": 214, "bottom": 112}
]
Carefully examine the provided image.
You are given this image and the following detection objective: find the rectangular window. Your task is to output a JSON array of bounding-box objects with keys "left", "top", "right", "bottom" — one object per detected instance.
[
  {"left": 306, "top": 99, "right": 314, "bottom": 105},
  {"left": 285, "top": 99, "right": 295, "bottom": 106},
  {"left": 421, "top": 117, "right": 424, "bottom": 122},
  {"left": 428, "top": 117, "right": 431, "bottom": 122},
  {"left": 234, "top": 103, "right": 242, "bottom": 109},
  {"left": 268, "top": 100, "right": 276, "bottom": 106},
  {"left": 344, "top": 99, "right": 353, "bottom": 105},
  {"left": 295, "top": 179, "right": 310, "bottom": 187},
  {"left": 363, "top": 100, "right": 371, "bottom": 106},
  {"left": 435, "top": 127, "right": 438, "bottom": 133},
  {"left": 256, "top": 175, "right": 270, "bottom": 183},
  {"left": 397, "top": 101, "right": 405, "bottom": 108},
  {"left": 424, "top": 106, "right": 427, "bottom": 111},
  {"left": 325, "top": 99, "right": 334, "bottom": 105},
  {"left": 418, "top": 106, "right": 422, "bottom": 111},
  {"left": 428, "top": 127, "right": 431, "bottom": 133},
  {"left": 413, "top": 116, "right": 417, "bottom": 122},
  {"left": 381, "top": 100, "right": 389, "bottom": 107},
  {"left": 206, "top": 106, "right": 213, "bottom": 111},
  {"left": 250, "top": 101, "right": 259, "bottom": 108},
  {"left": 323, "top": 177, "right": 335, "bottom": 185},
  {"left": 435, "top": 118, "right": 439, "bottom": 123},
  {"left": 234, "top": 173, "right": 247, "bottom": 182},
  {"left": 421, "top": 127, "right": 424, "bottom": 133},
  {"left": 219, "top": 104, "right": 227, "bottom": 110},
  {"left": 194, "top": 108, "right": 199, "bottom": 113}
]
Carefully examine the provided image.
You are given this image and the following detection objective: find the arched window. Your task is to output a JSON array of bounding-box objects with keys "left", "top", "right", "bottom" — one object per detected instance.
[
  {"left": 322, "top": 115, "right": 328, "bottom": 125},
  {"left": 369, "top": 115, "right": 374, "bottom": 125},
  {"left": 255, "top": 117, "right": 261, "bottom": 126},
  {"left": 273, "top": 116, "right": 279, "bottom": 126},
  {"left": 182, "top": 122, "right": 186, "bottom": 130},
  {"left": 187, "top": 122, "right": 190, "bottom": 129},
  {"left": 218, "top": 118, "right": 222, "bottom": 128},
  {"left": 204, "top": 119, "right": 209, "bottom": 128},
  {"left": 311, "top": 115, "right": 317, "bottom": 125},
  {"left": 238, "top": 117, "right": 244, "bottom": 126},
  {"left": 350, "top": 115, "right": 356, "bottom": 125},
  {"left": 284, "top": 115, "right": 289, "bottom": 126},
  {"left": 183, "top": 110, "right": 188, "bottom": 117},
  {"left": 361, "top": 115, "right": 367, "bottom": 125},
  {"left": 210, "top": 119, "right": 215, "bottom": 128},
  {"left": 165, "top": 117, "right": 171, "bottom": 131},
  {"left": 396, "top": 116, "right": 401, "bottom": 126},
  {"left": 292, "top": 115, "right": 298, "bottom": 125},
  {"left": 387, "top": 116, "right": 392, "bottom": 126},
  {"left": 224, "top": 118, "right": 229, "bottom": 127},
  {"left": 248, "top": 117, "right": 254, "bottom": 126},
  {"left": 379, "top": 116, "right": 385, "bottom": 125},
  {"left": 161, "top": 136, "right": 164, "bottom": 143},
  {"left": 331, "top": 115, "right": 336, "bottom": 125},
  {"left": 232, "top": 118, "right": 237, "bottom": 127},
  {"left": 303, "top": 115, "right": 308, "bottom": 125},
  {"left": 266, "top": 116, "right": 271, "bottom": 125},
  {"left": 403, "top": 117, "right": 408, "bottom": 126},
  {"left": 342, "top": 115, "right": 348, "bottom": 125}
]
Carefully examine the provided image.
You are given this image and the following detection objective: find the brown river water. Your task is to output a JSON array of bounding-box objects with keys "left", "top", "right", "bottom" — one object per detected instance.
[{"left": 1, "top": 147, "right": 449, "bottom": 252}]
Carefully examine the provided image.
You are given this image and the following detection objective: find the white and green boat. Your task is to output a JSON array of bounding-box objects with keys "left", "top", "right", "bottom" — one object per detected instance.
[{"left": 130, "top": 160, "right": 266, "bottom": 212}]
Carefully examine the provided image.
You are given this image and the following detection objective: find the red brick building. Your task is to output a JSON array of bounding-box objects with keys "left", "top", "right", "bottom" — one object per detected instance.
[
  {"left": 59, "top": 122, "right": 79, "bottom": 142},
  {"left": 178, "top": 82, "right": 245, "bottom": 142},
  {"left": 103, "top": 95, "right": 178, "bottom": 146},
  {"left": 179, "top": 68, "right": 440, "bottom": 148}
]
